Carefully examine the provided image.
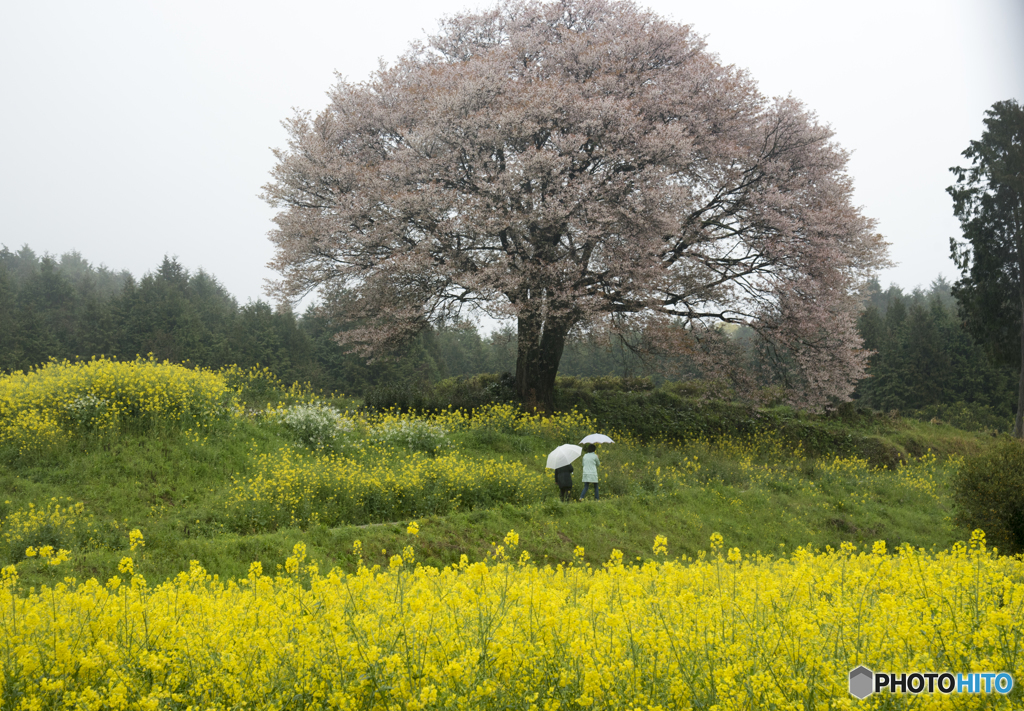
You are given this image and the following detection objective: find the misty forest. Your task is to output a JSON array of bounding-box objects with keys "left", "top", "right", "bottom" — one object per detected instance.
[{"left": 0, "top": 244, "right": 1015, "bottom": 431}]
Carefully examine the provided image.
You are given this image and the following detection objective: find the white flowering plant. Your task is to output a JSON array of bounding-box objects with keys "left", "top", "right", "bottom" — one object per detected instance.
[
  {"left": 368, "top": 419, "right": 451, "bottom": 455},
  {"left": 276, "top": 403, "right": 354, "bottom": 448}
]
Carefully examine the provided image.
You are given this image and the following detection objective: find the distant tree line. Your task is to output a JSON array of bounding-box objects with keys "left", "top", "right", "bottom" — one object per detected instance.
[
  {"left": 0, "top": 245, "right": 1017, "bottom": 426},
  {"left": 0, "top": 246, "right": 519, "bottom": 394},
  {"left": 854, "top": 278, "right": 1016, "bottom": 427}
]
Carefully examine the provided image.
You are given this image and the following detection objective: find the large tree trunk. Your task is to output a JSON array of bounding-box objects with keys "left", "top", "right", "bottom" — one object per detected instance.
[{"left": 515, "top": 308, "right": 571, "bottom": 414}]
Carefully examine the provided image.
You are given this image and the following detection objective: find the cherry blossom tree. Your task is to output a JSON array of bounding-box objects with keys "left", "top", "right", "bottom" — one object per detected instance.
[{"left": 263, "top": 0, "right": 889, "bottom": 412}]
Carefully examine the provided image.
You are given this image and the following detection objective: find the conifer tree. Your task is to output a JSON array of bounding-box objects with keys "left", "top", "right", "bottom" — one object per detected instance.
[{"left": 949, "top": 100, "right": 1024, "bottom": 435}]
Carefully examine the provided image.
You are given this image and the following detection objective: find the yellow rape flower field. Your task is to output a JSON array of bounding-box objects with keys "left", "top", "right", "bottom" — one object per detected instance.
[
  {"left": 1, "top": 531, "right": 1021, "bottom": 709},
  {"left": 0, "top": 359, "right": 1020, "bottom": 708},
  {"left": 0, "top": 357, "right": 234, "bottom": 455}
]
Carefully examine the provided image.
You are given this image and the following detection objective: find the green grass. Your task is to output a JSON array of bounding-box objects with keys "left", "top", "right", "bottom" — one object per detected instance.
[{"left": 0, "top": 395, "right": 991, "bottom": 589}]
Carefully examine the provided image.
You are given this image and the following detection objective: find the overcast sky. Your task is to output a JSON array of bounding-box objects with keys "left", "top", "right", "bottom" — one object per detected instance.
[{"left": 2, "top": 0, "right": 1022, "bottom": 310}]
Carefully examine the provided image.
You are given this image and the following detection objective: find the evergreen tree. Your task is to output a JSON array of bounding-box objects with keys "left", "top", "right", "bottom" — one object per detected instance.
[
  {"left": 14, "top": 258, "right": 76, "bottom": 368},
  {"left": 948, "top": 100, "right": 1024, "bottom": 435},
  {"left": 854, "top": 280, "right": 1016, "bottom": 419},
  {"left": 901, "top": 297, "right": 946, "bottom": 408},
  {"left": 0, "top": 245, "right": 41, "bottom": 284},
  {"left": 0, "top": 261, "right": 20, "bottom": 371},
  {"left": 233, "top": 301, "right": 317, "bottom": 385},
  {"left": 300, "top": 304, "right": 376, "bottom": 394},
  {"left": 485, "top": 326, "right": 518, "bottom": 376},
  {"left": 114, "top": 257, "right": 236, "bottom": 366},
  {"left": 431, "top": 321, "right": 491, "bottom": 379},
  {"left": 69, "top": 273, "right": 117, "bottom": 359}
]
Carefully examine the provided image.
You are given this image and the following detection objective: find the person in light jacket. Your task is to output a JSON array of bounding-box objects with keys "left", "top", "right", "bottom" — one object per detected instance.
[{"left": 579, "top": 444, "right": 600, "bottom": 500}]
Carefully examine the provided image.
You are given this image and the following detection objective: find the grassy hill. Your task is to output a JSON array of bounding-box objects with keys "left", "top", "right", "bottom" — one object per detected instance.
[{"left": 0, "top": 360, "right": 995, "bottom": 589}]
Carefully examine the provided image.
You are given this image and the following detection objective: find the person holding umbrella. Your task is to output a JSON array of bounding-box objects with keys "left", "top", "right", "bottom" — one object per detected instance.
[
  {"left": 579, "top": 443, "right": 600, "bottom": 500},
  {"left": 547, "top": 444, "right": 582, "bottom": 502},
  {"left": 577, "top": 434, "right": 612, "bottom": 501},
  {"left": 554, "top": 463, "right": 574, "bottom": 501}
]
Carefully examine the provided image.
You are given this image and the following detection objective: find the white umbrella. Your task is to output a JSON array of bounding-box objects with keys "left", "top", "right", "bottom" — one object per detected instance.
[
  {"left": 579, "top": 433, "right": 614, "bottom": 444},
  {"left": 546, "top": 444, "right": 583, "bottom": 469}
]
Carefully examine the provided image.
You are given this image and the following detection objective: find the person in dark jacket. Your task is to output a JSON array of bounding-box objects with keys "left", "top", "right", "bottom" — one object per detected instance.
[{"left": 554, "top": 463, "right": 574, "bottom": 502}]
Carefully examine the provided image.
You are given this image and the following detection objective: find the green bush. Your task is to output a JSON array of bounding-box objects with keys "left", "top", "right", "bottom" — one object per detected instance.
[
  {"left": 911, "top": 401, "right": 1012, "bottom": 433},
  {"left": 660, "top": 378, "right": 736, "bottom": 400},
  {"left": 554, "top": 387, "right": 761, "bottom": 442},
  {"left": 952, "top": 439, "right": 1024, "bottom": 553},
  {"left": 555, "top": 375, "right": 655, "bottom": 393},
  {"left": 363, "top": 383, "right": 448, "bottom": 413},
  {"left": 364, "top": 373, "right": 517, "bottom": 413},
  {"left": 222, "top": 365, "right": 285, "bottom": 412},
  {"left": 434, "top": 372, "right": 516, "bottom": 410}
]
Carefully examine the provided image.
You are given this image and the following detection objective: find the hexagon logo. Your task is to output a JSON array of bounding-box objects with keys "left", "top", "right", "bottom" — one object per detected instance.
[{"left": 849, "top": 666, "right": 874, "bottom": 699}]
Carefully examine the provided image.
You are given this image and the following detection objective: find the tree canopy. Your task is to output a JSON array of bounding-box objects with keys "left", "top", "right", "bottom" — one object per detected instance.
[
  {"left": 948, "top": 99, "right": 1024, "bottom": 436},
  {"left": 265, "top": 0, "right": 888, "bottom": 411}
]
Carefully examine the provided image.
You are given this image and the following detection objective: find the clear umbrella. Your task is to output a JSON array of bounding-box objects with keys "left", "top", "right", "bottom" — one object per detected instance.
[
  {"left": 546, "top": 444, "right": 583, "bottom": 469},
  {"left": 579, "top": 433, "right": 614, "bottom": 444}
]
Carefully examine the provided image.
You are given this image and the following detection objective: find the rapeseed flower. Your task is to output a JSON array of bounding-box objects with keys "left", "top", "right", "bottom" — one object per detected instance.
[{"left": 0, "top": 536, "right": 1019, "bottom": 709}]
